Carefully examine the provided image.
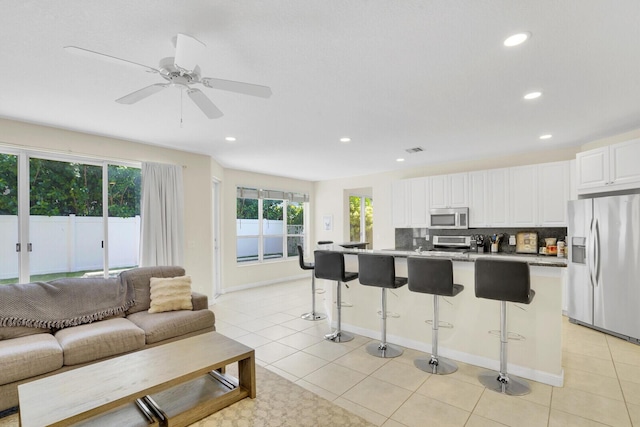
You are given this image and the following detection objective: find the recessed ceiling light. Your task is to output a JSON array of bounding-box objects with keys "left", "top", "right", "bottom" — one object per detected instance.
[
  {"left": 396, "top": 158, "right": 405, "bottom": 162},
  {"left": 225, "top": 136, "right": 236, "bottom": 142},
  {"left": 504, "top": 32, "right": 531, "bottom": 47},
  {"left": 539, "top": 134, "right": 553, "bottom": 140},
  {"left": 524, "top": 91, "right": 542, "bottom": 100},
  {"left": 340, "top": 137, "right": 351, "bottom": 143}
]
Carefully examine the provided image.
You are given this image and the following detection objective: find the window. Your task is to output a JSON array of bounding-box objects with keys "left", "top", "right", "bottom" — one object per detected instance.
[
  {"left": 349, "top": 194, "right": 373, "bottom": 244},
  {"left": 236, "top": 187, "right": 308, "bottom": 264}
]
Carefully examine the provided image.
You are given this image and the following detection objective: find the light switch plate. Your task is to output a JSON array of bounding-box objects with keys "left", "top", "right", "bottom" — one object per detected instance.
[{"left": 509, "top": 235, "right": 516, "bottom": 245}]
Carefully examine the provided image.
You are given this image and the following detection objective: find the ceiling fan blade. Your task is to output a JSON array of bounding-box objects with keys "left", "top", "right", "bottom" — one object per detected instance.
[
  {"left": 116, "top": 84, "right": 168, "bottom": 104},
  {"left": 201, "top": 77, "right": 272, "bottom": 98},
  {"left": 174, "top": 33, "right": 205, "bottom": 73},
  {"left": 187, "top": 88, "right": 223, "bottom": 119},
  {"left": 64, "top": 46, "right": 159, "bottom": 74}
]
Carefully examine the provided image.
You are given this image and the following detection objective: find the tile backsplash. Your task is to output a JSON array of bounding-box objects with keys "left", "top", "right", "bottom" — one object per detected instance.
[{"left": 395, "top": 227, "right": 567, "bottom": 254}]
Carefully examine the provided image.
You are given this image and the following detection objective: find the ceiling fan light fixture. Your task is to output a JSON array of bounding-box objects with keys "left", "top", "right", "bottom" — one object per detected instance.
[{"left": 504, "top": 32, "right": 531, "bottom": 47}]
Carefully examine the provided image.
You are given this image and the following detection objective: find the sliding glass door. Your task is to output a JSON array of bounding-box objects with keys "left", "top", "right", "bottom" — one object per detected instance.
[
  {"left": 0, "top": 150, "right": 140, "bottom": 284},
  {"left": 0, "top": 152, "right": 19, "bottom": 284}
]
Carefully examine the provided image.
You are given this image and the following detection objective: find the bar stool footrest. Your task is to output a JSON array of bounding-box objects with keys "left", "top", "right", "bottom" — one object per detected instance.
[{"left": 488, "top": 330, "right": 526, "bottom": 341}]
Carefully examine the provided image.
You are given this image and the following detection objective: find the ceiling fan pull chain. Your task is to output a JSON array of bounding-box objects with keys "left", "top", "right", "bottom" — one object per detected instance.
[{"left": 180, "top": 88, "right": 184, "bottom": 127}]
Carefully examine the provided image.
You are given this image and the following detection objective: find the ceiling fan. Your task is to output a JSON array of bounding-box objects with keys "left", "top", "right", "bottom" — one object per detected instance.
[{"left": 64, "top": 34, "right": 272, "bottom": 119}]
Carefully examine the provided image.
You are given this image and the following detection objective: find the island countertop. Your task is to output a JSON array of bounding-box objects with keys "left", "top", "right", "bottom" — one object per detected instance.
[{"left": 318, "top": 245, "right": 567, "bottom": 268}]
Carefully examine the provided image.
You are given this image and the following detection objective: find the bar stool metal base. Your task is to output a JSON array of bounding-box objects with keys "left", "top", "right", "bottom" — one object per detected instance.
[
  {"left": 414, "top": 355, "right": 458, "bottom": 374},
  {"left": 325, "top": 330, "right": 353, "bottom": 343},
  {"left": 301, "top": 312, "right": 327, "bottom": 321},
  {"left": 478, "top": 371, "right": 531, "bottom": 396},
  {"left": 366, "top": 342, "right": 403, "bottom": 358}
]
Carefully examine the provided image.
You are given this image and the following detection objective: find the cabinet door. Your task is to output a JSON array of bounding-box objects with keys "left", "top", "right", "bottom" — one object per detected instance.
[
  {"left": 448, "top": 173, "right": 469, "bottom": 207},
  {"left": 610, "top": 138, "right": 640, "bottom": 186},
  {"left": 391, "top": 180, "right": 409, "bottom": 227},
  {"left": 510, "top": 165, "right": 538, "bottom": 227},
  {"left": 429, "top": 175, "right": 448, "bottom": 208},
  {"left": 538, "top": 161, "right": 570, "bottom": 226},
  {"left": 487, "top": 168, "right": 509, "bottom": 226},
  {"left": 409, "top": 178, "right": 429, "bottom": 227},
  {"left": 576, "top": 147, "right": 609, "bottom": 190},
  {"left": 468, "top": 171, "right": 487, "bottom": 227}
]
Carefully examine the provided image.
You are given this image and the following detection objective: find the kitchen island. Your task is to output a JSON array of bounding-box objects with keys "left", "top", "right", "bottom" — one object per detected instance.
[{"left": 315, "top": 246, "right": 565, "bottom": 386}]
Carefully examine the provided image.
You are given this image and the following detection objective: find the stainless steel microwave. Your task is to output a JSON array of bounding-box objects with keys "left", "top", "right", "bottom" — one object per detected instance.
[{"left": 429, "top": 207, "right": 469, "bottom": 229}]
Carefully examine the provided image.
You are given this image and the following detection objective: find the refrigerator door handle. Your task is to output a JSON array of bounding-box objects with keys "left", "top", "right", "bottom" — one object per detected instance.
[
  {"left": 587, "top": 218, "right": 594, "bottom": 288},
  {"left": 593, "top": 220, "right": 600, "bottom": 286}
]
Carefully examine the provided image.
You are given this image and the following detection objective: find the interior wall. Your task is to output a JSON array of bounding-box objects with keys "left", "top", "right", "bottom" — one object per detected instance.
[
  {"left": 221, "top": 168, "right": 314, "bottom": 291},
  {"left": 0, "top": 118, "right": 219, "bottom": 298}
]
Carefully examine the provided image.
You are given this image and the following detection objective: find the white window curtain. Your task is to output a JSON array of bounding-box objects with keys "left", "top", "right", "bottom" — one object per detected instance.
[{"left": 140, "top": 162, "right": 185, "bottom": 266}]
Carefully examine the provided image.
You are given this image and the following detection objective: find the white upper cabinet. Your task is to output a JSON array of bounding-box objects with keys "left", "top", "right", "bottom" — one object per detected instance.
[
  {"left": 487, "top": 168, "right": 510, "bottom": 227},
  {"left": 538, "top": 161, "right": 570, "bottom": 226},
  {"left": 391, "top": 180, "right": 409, "bottom": 228},
  {"left": 577, "top": 138, "right": 640, "bottom": 194},
  {"left": 409, "top": 177, "right": 430, "bottom": 227},
  {"left": 430, "top": 173, "right": 468, "bottom": 208},
  {"left": 610, "top": 138, "right": 640, "bottom": 186},
  {"left": 509, "top": 165, "right": 538, "bottom": 227},
  {"left": 576, "top": 147, "right": 609, "bottom": 190},
  {"left": 509, "top": 161, "right": 570, "bottom": 227},
  {"left": 468, "top": 171, "right": 487, "bottom": 227},
  {"left": 392, "top": 178, "right": 430, "bottom": 228}
]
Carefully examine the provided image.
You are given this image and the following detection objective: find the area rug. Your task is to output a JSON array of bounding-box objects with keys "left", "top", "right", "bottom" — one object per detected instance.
[{"left": 0, "top": 365, "right": 374, "bottom": 426}]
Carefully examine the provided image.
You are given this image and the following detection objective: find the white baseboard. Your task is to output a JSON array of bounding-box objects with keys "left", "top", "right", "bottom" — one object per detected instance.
[
  {"left": 219, "top": 273, "right": 309, "bottom": 294},
  {"left": 339, "top": 321, "right": 564, "bottom": 387}
]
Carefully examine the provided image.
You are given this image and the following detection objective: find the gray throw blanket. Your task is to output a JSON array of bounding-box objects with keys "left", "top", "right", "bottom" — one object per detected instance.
[{"left": 0, "top": 277, "right": 135, "bottom": 329}]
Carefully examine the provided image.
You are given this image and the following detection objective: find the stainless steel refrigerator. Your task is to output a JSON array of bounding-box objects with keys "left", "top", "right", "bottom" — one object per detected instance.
[{"left": 568, "top": 194, "right": 640, "bottom": 343}]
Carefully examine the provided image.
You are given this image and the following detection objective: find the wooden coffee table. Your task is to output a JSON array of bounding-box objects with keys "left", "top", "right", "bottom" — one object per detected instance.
[{"left": 18, "top": 332, "right": 255, "bottom": 427}]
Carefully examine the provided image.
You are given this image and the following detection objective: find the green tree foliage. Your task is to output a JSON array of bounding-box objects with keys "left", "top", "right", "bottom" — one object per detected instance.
[
  {"left": 349, "top": 196, "right": 373, "bottom": 242},
  {"left": 0, "top": 154, "right": 17, "bottom": 215},
  {"left": 0, "top": 154, "right": 140, "bottom": 217},
  {"left": 237, "top": 198, "right": 259, "bottom": 219}
]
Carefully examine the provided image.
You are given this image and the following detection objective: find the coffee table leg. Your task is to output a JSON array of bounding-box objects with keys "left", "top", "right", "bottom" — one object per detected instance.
[{"left": 238, "top": 353, "right": 256, "bottom": 398}]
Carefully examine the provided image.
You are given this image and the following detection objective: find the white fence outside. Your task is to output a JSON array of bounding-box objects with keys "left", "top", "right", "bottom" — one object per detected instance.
[
  {"left": 0, "top": 215, "right": 140, "bottom": 279},
  {"left": 236, "top": 219, "right": 303, "bottom": 259}
]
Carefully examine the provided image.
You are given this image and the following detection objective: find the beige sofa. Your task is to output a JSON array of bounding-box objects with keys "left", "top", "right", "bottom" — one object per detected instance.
[{"left": 0, "top": 266, "right": 215, "bottom": 413}]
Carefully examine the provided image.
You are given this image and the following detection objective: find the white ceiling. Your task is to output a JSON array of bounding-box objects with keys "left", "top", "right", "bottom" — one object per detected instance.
[{"left": 1, "top": 1, "right": 639, "bottom": 181}]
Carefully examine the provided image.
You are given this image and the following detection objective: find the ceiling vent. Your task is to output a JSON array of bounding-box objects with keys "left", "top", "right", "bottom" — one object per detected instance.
[{"left": 405, "top": 147, "right": 424, "bottom": 154}]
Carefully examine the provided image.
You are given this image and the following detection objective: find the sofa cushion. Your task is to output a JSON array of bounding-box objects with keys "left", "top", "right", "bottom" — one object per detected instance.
[
  {"left": 0, "top": 326, "right": 51, "bottom": 341},
  {"left": 55, "top": 318, "right": 145, "bottom": 366},
  {"left": 127, "top": 309, "right": 215, "bottom": 344},
  {"left": 121, "top": 266, "right": 186, "bottom": 315},
  {"left": 0, "top": 334, "right": 63, "bottom": 386},
  {"left": 149, "top": 275, "right": 193, "bottom": 313}
]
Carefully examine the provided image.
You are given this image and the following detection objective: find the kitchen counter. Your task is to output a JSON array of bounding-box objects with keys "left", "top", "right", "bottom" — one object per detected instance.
[
  {"left": 335, "top": 247, "right": 567, "bottom": 267},
  {"left": 314, "top": 245, "right": 565, "bottom": 386}
]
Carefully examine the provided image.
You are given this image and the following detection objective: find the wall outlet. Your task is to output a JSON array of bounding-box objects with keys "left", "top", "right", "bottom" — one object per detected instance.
[{"left": 509, "top": 235, "right": 516, "bottom": 246}]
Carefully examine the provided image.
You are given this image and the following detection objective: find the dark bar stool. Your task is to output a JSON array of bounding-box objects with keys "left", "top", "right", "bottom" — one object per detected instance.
[
  {"left": 475, "top": 258, "right": 535, "bottom": 396},
  {"left": 357, "top": 253, "right": 407, "bottom": 358},
  {"left": 407, "top": 257, "right": 464, "bottom": 374},
  {"left": 297, "top": 245, "right": 327, "bottom": 321},
  {"left": 314, "top": 250, "right": 358, "bottom": 343}
]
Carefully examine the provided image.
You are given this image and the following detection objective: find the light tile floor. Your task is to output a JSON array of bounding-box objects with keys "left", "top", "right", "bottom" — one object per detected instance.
[{"left": 213, "top": 279, "right": 640, "bottom": 427}]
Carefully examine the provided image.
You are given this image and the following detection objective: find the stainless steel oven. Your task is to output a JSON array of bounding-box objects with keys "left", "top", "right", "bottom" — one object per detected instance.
[{"left": 429, "top": 207, "right": 469, "bottom": 229}]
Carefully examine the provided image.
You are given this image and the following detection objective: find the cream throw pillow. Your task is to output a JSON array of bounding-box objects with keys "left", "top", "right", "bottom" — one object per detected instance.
[{"left": 148, "top": 275, "right": 193, "bottom": 313}]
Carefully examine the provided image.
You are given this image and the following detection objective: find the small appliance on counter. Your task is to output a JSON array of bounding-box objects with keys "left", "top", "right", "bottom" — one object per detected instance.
[
  {"left": 515, "top": 231, "right": 538, "bottom": 254},
  {"left": 428, "top": 235, "right": 471, "bottom": 258}
]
